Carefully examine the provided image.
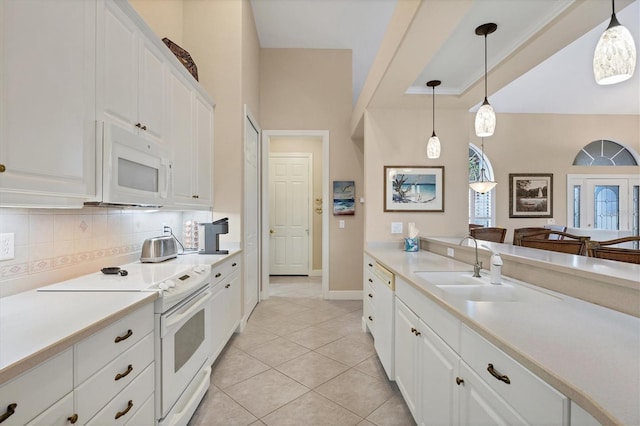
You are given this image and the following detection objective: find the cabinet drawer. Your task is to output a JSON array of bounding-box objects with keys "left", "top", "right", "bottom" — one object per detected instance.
[
  {"left": 25, "top": 392, "right": 74, "bottom": 426},
  {"left": 396, "top": 277, "right": 460, "bottom": 353},
  {"left": 125, "top": 394, "right": 154, "bottom": 425},
  {"left": 212, "top": 256, "right": 241, "bottom": 284},
  {"left": 364, "top": 254, "right": 375, "bottom": 274},
  {"left": 76, "top": 304, "right": 153, "bottom": 383},
  {"left": 86, "top": 363, "right": 154, "bottom": 425},
  {"left": 76, "top": 332, "right": 154, "bottom": 421},
  {"left": 0, "top": 348, "right": 73, "bottom": 425},
  {"left": 461, "top": 325, "right": 568, "bottom": 425}
]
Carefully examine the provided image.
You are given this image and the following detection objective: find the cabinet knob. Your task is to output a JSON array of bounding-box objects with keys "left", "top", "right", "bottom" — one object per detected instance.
[
  {"left": 215, "top": 272, "right": 222, "bottom": 278},
  {"left": 141, "top": 125, "right": 147, "bottom": 131},
  {"left": 0, "top": 164, "right": 5, "bottom": 173},
  {"left": 135, "top": 122, "right": 142, "bottom": 128},
  {"left": 368, "top": 315, "right": 373, "bottom": 321},
  {"left": 368, "top": 263, "right": 373, "bottom": 267},
  {"left": 487, "top": 363, "right": 511, "bottom": 384},
  {"left": 368, "top": 278, "right": 373, "bottom": 283},
  {"left": 456, "top": 377, "right": 464, "bottom": 386},
  {"left": 232, "top": 262, "right": 237, "bottom": 267},
  {"left": 0, "top": 403, "right": 17, "bottom": 423},
  {"left": 225, "top": 283, "right": 231, "bottom": 288},
  {"left": 368, "top": 293, "right": 373, "bottom": 298},
  {"left": 67, "top": 413, "right": 79, "bottom": 424}
]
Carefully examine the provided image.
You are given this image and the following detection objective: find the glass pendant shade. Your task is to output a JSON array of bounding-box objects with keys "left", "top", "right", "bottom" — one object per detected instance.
[
  {"left": 593, "top": 11, "right": 636, "bottom": 85},
  {"left": 475, "top": 99, "right": 496, "bottom": 137},
  {"left": 427, "top": 133, "right": 441, "bottom": 159},
  {"left": 470, "top": 138, "right": 497, "bottom": 193}
]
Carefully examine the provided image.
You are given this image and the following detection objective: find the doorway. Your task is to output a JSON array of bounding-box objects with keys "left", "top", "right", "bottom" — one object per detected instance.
[
  {"left": 261, "top": 131, "right": 329, "bottom": 300},
  {"left": 243, "top": 107, "right": 260, "bottom": 323}
]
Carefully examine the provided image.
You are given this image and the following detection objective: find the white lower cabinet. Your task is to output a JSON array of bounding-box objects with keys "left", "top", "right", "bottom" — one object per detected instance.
[
  {"left": 0, "top": 303, "right": 155, "bottom": 425},
  {"left": 210, "top": 256, "right": 242, "bottom": 362},
  {"left": 394, "top": 276, "right": 569, "bottom": 426}
]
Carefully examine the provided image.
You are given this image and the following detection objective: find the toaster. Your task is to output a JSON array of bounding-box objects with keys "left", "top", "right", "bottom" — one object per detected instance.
[{"left": 140, "top": 235, "right": 178, "bottom": 262}]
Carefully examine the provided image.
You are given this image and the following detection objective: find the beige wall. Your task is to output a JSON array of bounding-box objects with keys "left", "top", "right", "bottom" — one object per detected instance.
[
  {"left": 260, "top": 48, "right": 364, "bottom": 292},
  {"left": 270, "top": 137, "right": 323, "bottom": 271},
  {"left": 129, "top": 0, "right": 184, "bottom": 45},
  {"left": 364, "top": 108, "right": 640, "bottom": 243}
]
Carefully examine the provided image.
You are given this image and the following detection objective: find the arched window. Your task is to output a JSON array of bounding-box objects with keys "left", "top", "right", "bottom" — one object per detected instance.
[
  {"left": 469, "top": 144, "right": 496, "bottom": 226},
  {"left": 573, "top": 140, "right": 638, "bottom": 166}
]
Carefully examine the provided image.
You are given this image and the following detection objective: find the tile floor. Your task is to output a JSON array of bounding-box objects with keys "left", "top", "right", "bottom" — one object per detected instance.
[{"left": 188, "top": 276, "right": 415, "bottom": 426}]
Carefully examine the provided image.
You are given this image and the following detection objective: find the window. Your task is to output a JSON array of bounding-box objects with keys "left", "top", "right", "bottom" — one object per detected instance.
[
  {"left": 469, "top": 144, "right": 495, "bottom": 226},
  {"left": 573, "top": 140, "right": 638, "bottom": 166}
]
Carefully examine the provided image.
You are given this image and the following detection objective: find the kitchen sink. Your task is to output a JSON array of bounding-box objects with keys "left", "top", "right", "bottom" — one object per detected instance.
[{"left": 413, "top": 271, "right": 560, "bottom": 303}]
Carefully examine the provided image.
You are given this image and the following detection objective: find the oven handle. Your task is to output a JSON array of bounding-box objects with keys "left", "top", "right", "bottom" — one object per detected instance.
[{"left": 162, "top": 290, "right": 212, "bottom": 337}]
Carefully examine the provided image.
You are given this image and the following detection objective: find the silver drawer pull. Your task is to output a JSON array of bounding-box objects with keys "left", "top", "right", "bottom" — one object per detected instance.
[
  {"left": 114, "top": 400, "right": 133, "bottom": 420},
  {"left": 487, "top": 363, "right": 511, "bottom": 384},
  {"left": 115, "top": 364, "right": 133, "bottom": 381},
  {"left": 0, "top": 403, "right": 17, "bottom": 424},
  {"left": 114, "top": 329, "right": 132, "bottom": 343}
]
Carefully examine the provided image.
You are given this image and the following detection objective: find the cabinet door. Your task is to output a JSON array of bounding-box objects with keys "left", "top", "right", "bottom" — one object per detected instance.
[
  {"left": 418, "top": 318, "right": 459, "bottom": 426},
  {"left": 193, "top": 93, "right": 213, "bottom": 206},
  {"left": 25, "top": 392, "right": 74, "bottom": 426},
  {"left": 458, "top": 362, "right": 526, "bottom": 426},
  {"left": 0, "top": 0, "right": 96, "bottom": 206},
  {"left": 227, "top": 270, "right": 242, "bottom": 335},
  {"left": 101, "top": 0, "right": 138, "bottom": 129},
  {"left": 168, "top": 70, "right": 194, "bottom": 204},
  {"left": 137, "top": 37, "right": 166, "bottom": 144},
  {"left": 210, "top": 283, "right": 228, "bottom": 362},
  {"left": 394, "top": 299, "right": 419, "bottom": 422},
  {"left": 373, "top": 277, "right": 393, "bottom": 380}
]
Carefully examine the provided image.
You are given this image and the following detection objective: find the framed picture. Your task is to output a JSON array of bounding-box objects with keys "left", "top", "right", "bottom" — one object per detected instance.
[
  {"left": 509, "top": 173, "right": 553, "bottom": 218},
  {"left": 384, "top": 166, "right": 444, "bottom": 212},
  {"left": 333, "top": 181, "right": 355, "bottom": 215}
]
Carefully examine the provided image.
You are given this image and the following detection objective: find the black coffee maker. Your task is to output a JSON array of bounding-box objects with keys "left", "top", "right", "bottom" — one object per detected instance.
[{"left": 199, "top": 218, "right": 229, "bottom": 254}]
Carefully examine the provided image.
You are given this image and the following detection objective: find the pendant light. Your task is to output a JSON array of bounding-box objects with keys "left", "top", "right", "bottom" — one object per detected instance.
[
  {"left": 426, "top": 80, "right": 441, "bottom": 159},
  {"left": 469, "top": 138, "right": 497, "bottom": 194},
  {"left": 474, "top": 23, "right": 497, "bottom": 137},
  {"left": 593, "top": 0, "right": 636, "bottom": 85}
]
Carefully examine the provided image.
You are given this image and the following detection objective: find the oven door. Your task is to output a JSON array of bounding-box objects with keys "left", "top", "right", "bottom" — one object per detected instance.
[{"left": 158, "top": 285, "right": 213, "bottom": 418}]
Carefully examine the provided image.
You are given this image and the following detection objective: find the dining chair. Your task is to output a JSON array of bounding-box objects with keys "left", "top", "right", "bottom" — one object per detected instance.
[
  {"left": 586, "top": 236, "right": 640, "bottom": 264},
  {"left": 469, "top": 223, "right": 485, "bottom": 230},
  {"left": 512, "top": 227, "right": 549, "bottom": 245},
  {"left": 470, "top": 227, "right": 507, "bottom": 243},
  {"left": 519, "top": 230, "right": 590, "bottom": 255}
]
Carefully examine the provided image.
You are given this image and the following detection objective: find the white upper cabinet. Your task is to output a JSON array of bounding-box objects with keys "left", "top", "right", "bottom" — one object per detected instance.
[
  {"left": 168, "top": 68, "right": 213, "bottom": 209},
  {"left": 0, "top": 0, "right": 97, "bottom": 207},
  {"left": 98, "top": 0, "right": 167, "bottom": 145}
]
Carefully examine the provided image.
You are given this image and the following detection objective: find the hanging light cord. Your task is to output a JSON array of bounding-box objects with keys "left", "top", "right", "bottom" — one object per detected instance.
[
  {"left": 483, "top": 32, "right": 488, "bottom": 101},
  {"left": 431, "top": 85, "right": 436, "bottom": 136}
]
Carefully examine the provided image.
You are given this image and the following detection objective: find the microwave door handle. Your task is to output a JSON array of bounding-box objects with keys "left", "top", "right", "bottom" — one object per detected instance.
[{"left": 161, "top": 159, "right": 171, "bottom": 199}]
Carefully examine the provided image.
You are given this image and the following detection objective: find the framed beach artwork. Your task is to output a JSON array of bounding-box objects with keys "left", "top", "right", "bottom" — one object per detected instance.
[
  {"left": 384, "top": 166, "right": 444, "bottom": 212},
  {"left": 509, "top": 173, "right": 553, "bottom": 218},
  {"left": 333, "top": 180, "right": 355, "bottom": 215}
]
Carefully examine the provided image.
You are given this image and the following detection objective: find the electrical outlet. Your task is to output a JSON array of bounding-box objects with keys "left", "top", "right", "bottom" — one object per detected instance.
[
  {"left": 447, "top": 248, "right": 455, "bottom": 257},
  {"left": 0, "top": 233, "right": 15, "bottom": 261},
  {"left": 339, "top": 220, "right": 345, "bottom": 229},
  {"left": 547, "top": 218, "right": 555, "bottom": 225},
  {"left": 391, "top": 222, "right": 403, "bottom": 234}
]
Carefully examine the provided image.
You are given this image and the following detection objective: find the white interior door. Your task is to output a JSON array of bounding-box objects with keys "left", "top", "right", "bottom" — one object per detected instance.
[
  {"left": 269, "top": 154, "right": 311, "bottom": 275},
  {"left": 244, "top": 108, "right": 260, "bottom": 317}
]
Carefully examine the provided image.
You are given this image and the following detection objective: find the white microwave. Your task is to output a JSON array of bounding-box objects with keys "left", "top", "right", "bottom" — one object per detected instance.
[{"left": 88, "top": 122, "right": 172, "bottom": 207}]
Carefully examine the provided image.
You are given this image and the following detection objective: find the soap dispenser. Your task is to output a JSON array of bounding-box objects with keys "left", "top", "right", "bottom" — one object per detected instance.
[{"left": 490, "top": 252, "right": 503, "bottom": 285}]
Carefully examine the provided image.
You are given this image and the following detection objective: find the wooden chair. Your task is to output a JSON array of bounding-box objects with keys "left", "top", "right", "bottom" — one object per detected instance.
[
  {"left": 470, "top": 227, "right": 507, "bottom": 243},
  {"left": 586, "top": 236, "right": 640, "bottom": 264},
  {"left": 519, "top": 230, "right": 590, "bottom": 255},
  {"left": 513, "top": 227, "right": 549, "bottom": 245},
  {"left": 543, "top": 225, "right": 567, "bottom": 240},
  {"left": 469, "top": 223, "right": 485, "bottom": 230}
]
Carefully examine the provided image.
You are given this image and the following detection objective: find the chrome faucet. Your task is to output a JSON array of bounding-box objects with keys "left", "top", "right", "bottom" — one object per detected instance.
[{"left": 460, "top": 234, "right": 482, "bottom": 277}]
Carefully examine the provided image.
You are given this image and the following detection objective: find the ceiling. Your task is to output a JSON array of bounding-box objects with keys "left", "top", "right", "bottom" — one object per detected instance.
[{"left": 250, "top": 0, "right": 639, "bottom": 115}]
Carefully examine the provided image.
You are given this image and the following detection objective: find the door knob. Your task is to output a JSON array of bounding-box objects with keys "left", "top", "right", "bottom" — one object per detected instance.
[{"left": 270, "top": 229, "right": 276, "bottom": 234}]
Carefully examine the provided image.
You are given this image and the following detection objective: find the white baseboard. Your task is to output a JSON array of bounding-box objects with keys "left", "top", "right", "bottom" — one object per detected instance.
[
  {"left": 309, "top": 269, "right": 322, "bottom": 277},
  {"left": 325, "top": 290, "right": 362, "bottom": 300}
]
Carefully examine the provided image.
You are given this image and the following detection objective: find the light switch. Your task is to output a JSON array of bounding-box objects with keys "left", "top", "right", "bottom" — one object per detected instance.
[
  {"left": 0, "top": 233, "right": 15, "bottom": 260},
  {"left": 391, "top": 222, "right": 403, "bottom": 234},
  {"left": 339, "top": 220, "right": 345, "bottom": 229}
]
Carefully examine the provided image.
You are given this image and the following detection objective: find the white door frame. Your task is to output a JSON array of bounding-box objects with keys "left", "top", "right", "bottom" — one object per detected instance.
[
  {"left": 242, "top": 105, "right": 261, "bottom": 328},
  {"left": 261, "top": 130, "right": 330, "bottom": 300},
  {"left": 268, "top": 152, "right": 313, "bottom": 275}
]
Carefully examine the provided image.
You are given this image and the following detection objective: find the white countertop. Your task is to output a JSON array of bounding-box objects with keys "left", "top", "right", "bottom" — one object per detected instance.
[
  {"left": 0, "top": 249, "right": 242, "bottom": 385},
  {"left": 365, "top": 243, "right": 640, "bottom": 426},
  {"left": 0, "top": 290, "right": 156, "bottom": 384}
]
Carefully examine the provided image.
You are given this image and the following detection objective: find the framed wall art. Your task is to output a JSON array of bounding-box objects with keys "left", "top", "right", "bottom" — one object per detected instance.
[
  {"left": 333, "top": 181, "right": 355, "bottom": 215},
  {"left": 509, "top": 173, "right": 553, "bottom": 218},
  {"left": 384, "top": 166, "right": 444, "bottom": 212}
]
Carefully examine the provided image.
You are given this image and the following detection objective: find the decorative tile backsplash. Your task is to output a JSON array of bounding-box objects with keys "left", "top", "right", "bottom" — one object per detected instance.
[{"left": 0, "top": 207, "right": 212, "bottom": 292}]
